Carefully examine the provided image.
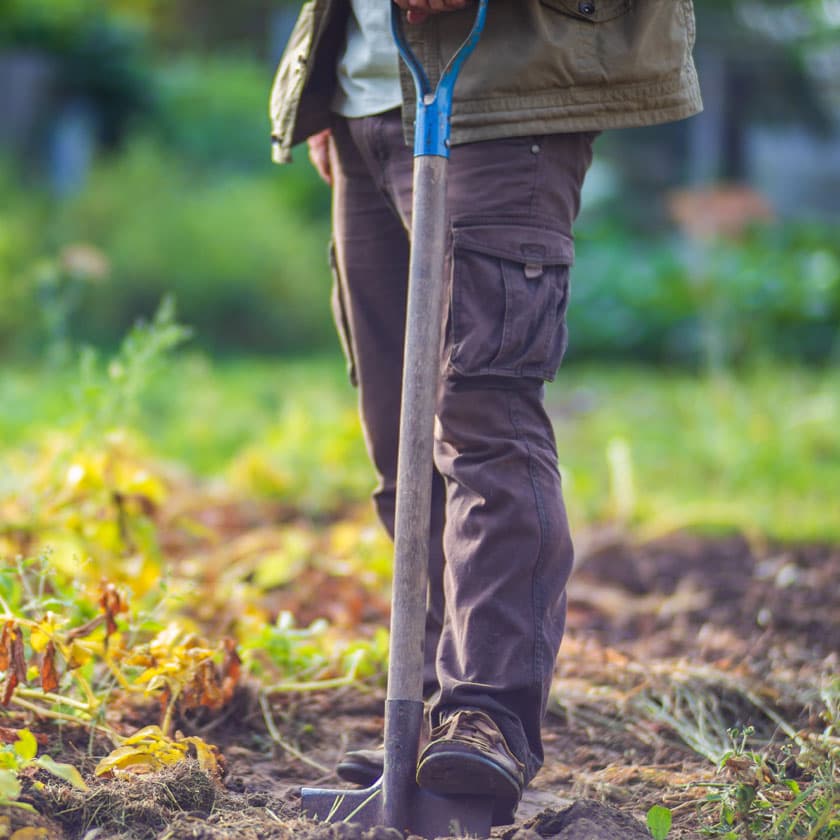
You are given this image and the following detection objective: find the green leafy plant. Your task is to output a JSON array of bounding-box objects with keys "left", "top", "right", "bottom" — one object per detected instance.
[
  {"left": 0, "top": 728, "right": 87, "bottom": 812},
  {"left": 702, "top": 696, "right": 840, "bottom": 839},
  {"left": 647, "top": 805, "right": 672, "bottom": 840},
  {"left": 240, "top": 611, "right": 387, "bottom": 692},
  {"left": 73, "top": 294, "right": 192, "bottom": 436}
]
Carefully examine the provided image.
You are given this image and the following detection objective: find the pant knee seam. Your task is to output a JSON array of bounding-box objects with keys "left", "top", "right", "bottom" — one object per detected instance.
[{"left": 506, "top": 390, "right": 549, "bottom": 691}]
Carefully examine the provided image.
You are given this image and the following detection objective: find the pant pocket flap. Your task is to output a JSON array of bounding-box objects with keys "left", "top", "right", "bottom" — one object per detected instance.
[{"left": 452, "top": 224, "right": 575, "bottom": 267}]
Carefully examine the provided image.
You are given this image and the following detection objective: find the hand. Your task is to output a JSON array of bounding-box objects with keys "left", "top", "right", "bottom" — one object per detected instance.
[
  {"left": 393, "top": 0, "right": 470, "bottom": 25},
  {"left": 307, "top": 129, "right": 332, "bottom": 186}
]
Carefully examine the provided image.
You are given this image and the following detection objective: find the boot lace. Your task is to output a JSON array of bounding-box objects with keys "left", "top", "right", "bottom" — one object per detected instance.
[{"left": 433, "top": 710, "right": 505, "bottom": 754}]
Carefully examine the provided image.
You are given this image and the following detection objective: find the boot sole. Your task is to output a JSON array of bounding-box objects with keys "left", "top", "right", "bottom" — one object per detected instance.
[
  {"left": 335, "top": 757, "right": 382, "bottom": 787},
  {"left": 416, "top": 749, "right": 520, "bottom": 825}
]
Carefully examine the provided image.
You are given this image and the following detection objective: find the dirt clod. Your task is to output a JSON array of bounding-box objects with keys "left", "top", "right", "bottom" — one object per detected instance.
[
  {"left": 507, "top": 801, "right": 650, "bottom": 839},
  {"left": 24, "top": 761, "right": 218, "bottom": 840}
]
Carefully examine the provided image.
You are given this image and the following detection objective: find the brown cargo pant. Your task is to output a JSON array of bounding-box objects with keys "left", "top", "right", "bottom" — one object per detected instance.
[{"left": 329, "top": 109, "right": 596, "bottom": 784}]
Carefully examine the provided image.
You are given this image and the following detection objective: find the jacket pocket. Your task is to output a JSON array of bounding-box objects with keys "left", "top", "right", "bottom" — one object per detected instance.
[
  {"left": 448, "top": 223, "right": 574, "bottom": 382},
  {"left": 329, "top": 241, "right": 358, "bottom": 387},
  {"left": 540, "top": 0, "right": 632, "bottom": 23}
]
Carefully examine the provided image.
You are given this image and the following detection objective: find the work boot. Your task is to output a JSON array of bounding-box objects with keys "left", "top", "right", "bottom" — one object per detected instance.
[
  {"left": 416, "top": 709, "right": 525, "bottom": 826},
  {"left": 335, "top": 747, "right": 383, "bottom": 786},
  {"left": 336, "top": 701, "right": 436, "bottom": 786}
]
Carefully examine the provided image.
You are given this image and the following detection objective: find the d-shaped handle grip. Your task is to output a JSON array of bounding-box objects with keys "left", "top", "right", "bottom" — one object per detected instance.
[{"left": 390, "top": 0, "right": 489, "bottom": 158}]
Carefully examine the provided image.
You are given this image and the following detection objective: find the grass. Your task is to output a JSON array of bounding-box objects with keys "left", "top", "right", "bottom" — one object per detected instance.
[
  {"left": 550, "top": 363, "right": 840, "bottom": 541},
  {"left": 2, "top": 354, "right": 839, "bottom": 541}
]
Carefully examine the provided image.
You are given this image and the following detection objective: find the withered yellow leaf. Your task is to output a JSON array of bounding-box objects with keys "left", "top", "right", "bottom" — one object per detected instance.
[
  {"left": 11, "top": 828, "right": 50, "bottom": 840},
  {"left": 95, "top": 728, "right": 220, "bottom": 778},
  {"left": 180, "top": 737, "right": 221, "bottom": 776}
]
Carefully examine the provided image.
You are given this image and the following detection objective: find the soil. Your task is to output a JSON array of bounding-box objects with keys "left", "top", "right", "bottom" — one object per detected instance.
[{"left": 6, "top": 532, "right": 839, "bottom": 839}]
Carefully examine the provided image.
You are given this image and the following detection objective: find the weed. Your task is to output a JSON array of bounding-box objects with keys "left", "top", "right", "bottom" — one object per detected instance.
[
  {"left": 0, "top": 728, "right": 87, "bottom": 812},
  {"left": 699, "top": 683, "right": 840, "bottom": 838},
  {"left": 647, "top": 804, "right": 673, "bottom": 840},
  {"left": 72, "top": 295, "right": 192, "bottom": 438}
]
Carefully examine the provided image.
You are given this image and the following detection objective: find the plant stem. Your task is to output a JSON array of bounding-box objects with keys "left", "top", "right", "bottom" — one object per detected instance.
[
  {"left": 258, "top": 691, "right": 331, "bottom": 775},
  {"left": 11, "top": 695, "right": 120, "bottom": 744}
]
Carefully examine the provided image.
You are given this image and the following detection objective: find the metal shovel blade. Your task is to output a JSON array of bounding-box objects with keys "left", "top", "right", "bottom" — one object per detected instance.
[
  {"left": 301, "top": 700, "right": 494, "bottom": 836},
  {"left": 301, "top": 780, "right": 493, "bottom": 838}
]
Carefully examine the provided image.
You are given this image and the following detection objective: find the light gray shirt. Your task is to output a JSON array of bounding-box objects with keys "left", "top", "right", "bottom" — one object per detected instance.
[{"left": 332, "top": 0, "right": 403, "bottom": 118}]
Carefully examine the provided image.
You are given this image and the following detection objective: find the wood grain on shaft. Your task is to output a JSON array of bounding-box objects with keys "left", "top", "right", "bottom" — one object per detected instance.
[{"left": 387, "top": 155, "right": 448, "bottom": 704}]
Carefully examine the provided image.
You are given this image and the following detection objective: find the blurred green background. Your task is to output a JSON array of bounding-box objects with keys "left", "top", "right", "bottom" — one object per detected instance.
[
  {"left": 1, "top": 0, "right": 838, "bottom": 365},
  {"left": 1, "top": 0, "right": 839, "bottom": 540}
]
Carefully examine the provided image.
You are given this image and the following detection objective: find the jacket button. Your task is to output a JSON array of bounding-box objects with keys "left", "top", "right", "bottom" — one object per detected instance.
[{"left": 578, "top": 1, "right": 595, "bottom": 14}]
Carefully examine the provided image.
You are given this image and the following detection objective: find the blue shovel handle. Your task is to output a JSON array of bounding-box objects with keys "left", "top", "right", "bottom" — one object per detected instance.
[{"left": 391, "top": 0, "right": 489, "bottom": 158}]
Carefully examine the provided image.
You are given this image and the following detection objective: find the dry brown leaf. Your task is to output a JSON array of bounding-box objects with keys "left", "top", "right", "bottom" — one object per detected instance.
[
  {"left": 220, "top": 638, "right": 241, "bottom": 702},
  {"left": 95, "top": 726, "right": 222, "bottom": 778},
  {"left": 2, "top": 626, "right": 27, "bottom": 706},
  {"left": 40, "top": 642, "right": 60, "bottom": 694},
  {"left": 64, "top": 615, "right": 105, "bottom": 642},
  {"left": 0, "top": 623, "right": 12, "bottom": 672},
  {"left": 99, "top": 582, "right": 129, "bottom": 638},
  {"left": 0, "top": 727, "right": 47, "bottom": 747}
]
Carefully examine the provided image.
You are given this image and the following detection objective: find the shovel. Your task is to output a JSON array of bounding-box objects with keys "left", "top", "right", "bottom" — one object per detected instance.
[{"left": 301, "top": 2, "right": 491, "bottom": 837}]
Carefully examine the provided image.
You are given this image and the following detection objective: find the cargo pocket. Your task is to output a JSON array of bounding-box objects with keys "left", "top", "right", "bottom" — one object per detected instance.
[
  {"left": 539, "top": 0, "right": 632, "bottom": 22},
  {"left": 448, "top": 223, "right": 575, "bottom": 382},
  {"left": 328, "top": 241, "right": 358, "bottom": 387}
]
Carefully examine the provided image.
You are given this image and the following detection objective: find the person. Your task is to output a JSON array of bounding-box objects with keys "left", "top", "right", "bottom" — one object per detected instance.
[{"left": 269, "top": 0, "right": 701, "bottom": 825}]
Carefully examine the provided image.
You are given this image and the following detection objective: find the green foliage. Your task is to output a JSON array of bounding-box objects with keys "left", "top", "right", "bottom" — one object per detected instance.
[
  {"left": 647, "top": 805, "right": 673, "bottom": 840},
  {"left": 49, "top": 140, "right": 333, "bottom": 354},
  {"left": 0, "top": 301, "right": 191, "bottom": 605},
  {"left": 0, "top": 0, "right": 153, "bottom": 141},
  {"left": 229, "top": 400, "right": 374, "bottom": 515},
  {"left": 569, "top": 222, "right": 840, "bottom": 366},
  {"left": 8, "top": 149, "right": 836, "bottom": 363},
  {"left": 702, "top": 699, "right": 840, "bottom": 839},
  {"left": 72, "top": 295, "right": 192, "bottom": 436},
  {"left": 0, "top": 727, "right": 87, "bottom": 811},
  {"left": 5, "top": 356, "right": 840, "bottom": 542},
  {"left": 554, "top": 363, "right": 840, "bottom": 541},
  {"left": 0, "top": 317, "right": 389, "bottom": 752},
  {"left": 0, "top": 167, "right": 47, "bottom": 356},
  {"left": 240, "top": 611, "right": 388, "bottom": 689},
  {"left": 152, "top": 55, "right": 272, "bottom": 171}
]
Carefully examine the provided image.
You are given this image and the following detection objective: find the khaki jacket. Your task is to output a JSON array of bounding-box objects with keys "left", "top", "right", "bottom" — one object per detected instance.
[{"left": 270, "top": 0, "right": 702, "bottom": 164}]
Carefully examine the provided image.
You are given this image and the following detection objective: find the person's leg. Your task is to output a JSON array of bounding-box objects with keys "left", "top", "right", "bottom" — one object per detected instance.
[
  {"left": 435, "top": 131, "right": 597, "bottom": 780},
  {"left": 329, "top": 115, "right": 446, "bottom": 699},
  {"left": 374, "top": 114, "right": 596, "bottom": 818}
]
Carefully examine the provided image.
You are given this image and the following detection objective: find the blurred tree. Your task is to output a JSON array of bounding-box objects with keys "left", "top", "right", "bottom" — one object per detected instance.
[
  {"left": 0, "top": 0, "right": 153, "bottom": 154},
  {"left": 592, "top": 0, "right": 839, "bottom": 228},
  {"left": 691, "top": 0, "right": 836, "bottom": 181}
]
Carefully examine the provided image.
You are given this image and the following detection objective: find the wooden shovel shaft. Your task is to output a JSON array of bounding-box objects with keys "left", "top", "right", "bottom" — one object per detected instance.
[
  {"left": 383, "top": 155, "right": 449, "bottom": 831},
  {"left": 387, "top": 154, "right": 449, "bottom": 704}
]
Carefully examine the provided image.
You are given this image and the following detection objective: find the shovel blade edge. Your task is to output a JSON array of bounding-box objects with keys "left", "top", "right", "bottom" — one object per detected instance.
[
  {"left": 301, "top": 780, "right": 493, "bottom": 839},
  {"left": 301, "top": 780, "right": 383, "bottom": 828}
]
